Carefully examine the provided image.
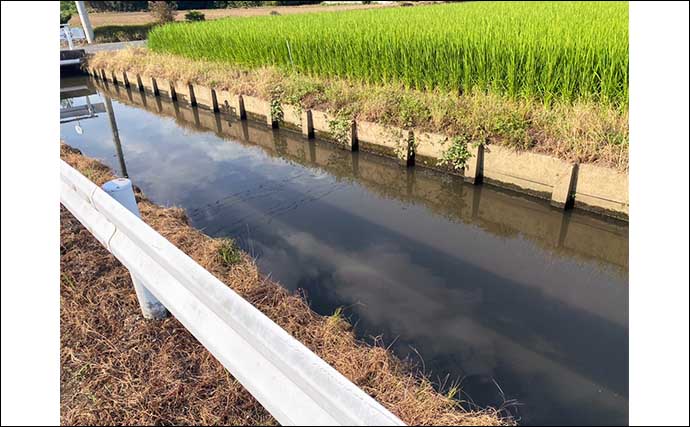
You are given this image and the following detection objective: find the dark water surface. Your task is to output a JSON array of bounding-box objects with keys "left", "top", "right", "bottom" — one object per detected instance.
[{"left": 60, "top": 76, "right": 629, "bottom": 425}]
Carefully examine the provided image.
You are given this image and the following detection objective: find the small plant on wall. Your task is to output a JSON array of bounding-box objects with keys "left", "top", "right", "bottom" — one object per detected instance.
[
  {"left": 270, "top": 98, "right": 284, "bottom": 125},
  {"left": 392, "top": 129, "right": 416, "bottom": 163},
  {"left": 269, "top": 86, "right": 285, "bottom": 125},
  {"left": 438, "top": 135, "right": 478, "bottom": 171},
  {"left": 328, "top": 115, "right": 353, "bottom": 147}
]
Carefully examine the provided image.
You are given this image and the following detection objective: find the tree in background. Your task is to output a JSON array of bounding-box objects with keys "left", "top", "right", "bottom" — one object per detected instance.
[
  {"left": 149, "top": 1, "right": 177, "bottom": 24},
  {"left": 185, "top": 10, "right": 206, "bottom": 21},
  {"left": 60, "top": 1, "right": 77, "bottom": 24}
]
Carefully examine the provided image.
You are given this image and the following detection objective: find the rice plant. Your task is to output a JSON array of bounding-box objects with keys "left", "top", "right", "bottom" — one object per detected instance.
[{"left": 148, "top": 2, "right": 629, "bottom": 106}]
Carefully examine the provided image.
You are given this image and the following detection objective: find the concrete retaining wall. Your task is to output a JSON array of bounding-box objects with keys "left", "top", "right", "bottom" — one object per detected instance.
[
  {"left": 139, "top": 74, "right": 157, "bottom": 95},
  {"left": 118, "top": 71, "right": 129, "bottom": 88},
  {"left": 310, "top": 110, "right": 331, "bottom": 138},
  {"left": 242, "top": 95, "right": 270, "bottom": 123},
  {"left": 173, "top": 81, "right": 195, "bottom": 106},
  {"left": 131, "top": 87, "right": 148, "bottom": 108},
  {"left": 573, "top": 164, "right": 629, "bottom": 219},
  {"left": 98, "top": 68, "right": 109, "bottom": 82},
  {"left": 125, "top": 71, "right": 141, "bottom": 91},
  {"left": 89, "top": 68, "right": 628, "bottom": 220},
  {"left": 194, "top": 85, "right": 217, "bottom": 111},
  {"left": 414, "top": 131, "right": 455, "bottom": 173},
  {"left": 482, "top": 145, "right": 577, "bottom": 208},
  {"left": 357, "top": 121, "right": 410, "bottom": 163},
  {"left": 309, "top": 110, "right": 356, "bottom": 151},
  {"left": 155, "top": 77, "right": 175, "bottom": 100},
  {"left": 216, "top": 90, "right": 245, "bottom": 119},
  {"left": 108, "top": 69, "right": 119, "bottom": 85},
  {"left": 281, "top": 104, "right": 302, "bottom": 131}
]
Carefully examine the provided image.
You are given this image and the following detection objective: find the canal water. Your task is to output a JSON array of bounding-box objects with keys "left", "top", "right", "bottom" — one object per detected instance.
[{"left": 60, "top": 76, "right": 629, "bottom": 425}]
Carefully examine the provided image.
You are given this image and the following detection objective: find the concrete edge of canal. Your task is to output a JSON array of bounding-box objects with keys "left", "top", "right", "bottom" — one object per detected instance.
[{"left": 86, "top": 65, "right": 629, "bottom": 221}]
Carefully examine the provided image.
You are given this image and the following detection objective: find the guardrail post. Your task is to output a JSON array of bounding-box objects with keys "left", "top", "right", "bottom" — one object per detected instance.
[
  {"left": 102, "top": 178, "right": 169, "bottom": 319},
  {"left": 63, "top": 26, "right": 74, "bottom": 50}
]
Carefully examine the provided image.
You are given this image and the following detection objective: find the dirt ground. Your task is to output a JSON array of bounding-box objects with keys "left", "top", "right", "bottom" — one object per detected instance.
[
  {"left": 68, "top": 3, "right": 393, "bottom": 27},
  {"left": 60, "top": 145, "right": 510, "bottom": 426}
]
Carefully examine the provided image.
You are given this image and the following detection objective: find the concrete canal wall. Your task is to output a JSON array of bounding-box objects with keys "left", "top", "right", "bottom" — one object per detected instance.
[{"left": 90, "top": 68, "right": 629, "bottom": 220}]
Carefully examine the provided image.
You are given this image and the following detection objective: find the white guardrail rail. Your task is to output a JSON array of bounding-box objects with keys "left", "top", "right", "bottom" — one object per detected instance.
[{"left": 60, "top": 160, "right": 405, "bottom": 426}]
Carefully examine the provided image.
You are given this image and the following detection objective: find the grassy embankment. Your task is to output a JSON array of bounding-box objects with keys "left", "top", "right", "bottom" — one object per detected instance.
[
  {"left": 60, "top": 144, "right": 511, "bottom": 426},
  {"left": 91, "top": 2, "right": 629, "bottom": 170}
]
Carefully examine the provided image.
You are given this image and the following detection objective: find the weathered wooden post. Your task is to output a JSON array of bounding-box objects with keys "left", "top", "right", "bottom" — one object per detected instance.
[{"left": 102, "top": 178, "right": 169, "bottom": 319}]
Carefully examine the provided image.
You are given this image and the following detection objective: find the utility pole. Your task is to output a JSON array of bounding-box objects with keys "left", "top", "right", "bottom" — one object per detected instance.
[{"left": 75, "top": 1, "right": 94, "bottom": 44}]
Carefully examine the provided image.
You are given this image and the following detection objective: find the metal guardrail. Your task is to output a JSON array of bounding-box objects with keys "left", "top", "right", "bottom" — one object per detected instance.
[
  {"left": 60, "top": 160, "right": 405, "bottom": 426},
  {"left": 60, "top": 103, "right": 105, "bottom": 122}
]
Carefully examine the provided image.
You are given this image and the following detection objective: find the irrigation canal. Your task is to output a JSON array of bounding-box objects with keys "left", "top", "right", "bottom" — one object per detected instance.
[{"left": 61, "top": 76, "right": 628, "bottom": 425}]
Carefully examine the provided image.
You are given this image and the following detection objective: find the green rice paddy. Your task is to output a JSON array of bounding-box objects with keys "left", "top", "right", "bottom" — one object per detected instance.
[{"left": 148, "top": 2, "right": 629, "bottom": 106}]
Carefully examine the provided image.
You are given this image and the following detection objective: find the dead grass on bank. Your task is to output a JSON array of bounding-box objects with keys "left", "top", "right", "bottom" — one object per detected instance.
[
  {"left": 88, "top": 48, "right": 628, "bottom": 171},
  {"left": 60, "top": 144, "right": 511, "bottom": 426}
]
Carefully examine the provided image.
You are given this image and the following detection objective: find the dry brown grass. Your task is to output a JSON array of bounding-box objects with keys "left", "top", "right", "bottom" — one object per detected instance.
[
  {"left": 68, "top": 4, "right": 393, "bottom": 27},
  {"left": 88, "top": 48, "right": 629, "bottom": 171},
  {"left": 60, "top": 144, "right": 512, "bottom": 426}
]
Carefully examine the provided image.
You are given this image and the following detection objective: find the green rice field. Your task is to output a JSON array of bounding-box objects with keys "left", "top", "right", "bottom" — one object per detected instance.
[{"left": 148, "top": 2, "right": 629, "bottom": 106}]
